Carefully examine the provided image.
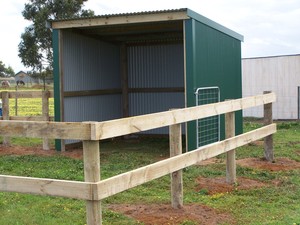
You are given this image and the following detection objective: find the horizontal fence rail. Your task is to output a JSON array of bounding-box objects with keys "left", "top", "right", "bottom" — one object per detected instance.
[
  {"left": 0, "top": 92, "right": 277, "bottom": 225},
  {"left": 0, "top": 175, "right": 95, "bottom": 200},
  {"left": 0, "top": 91, "right": 54, "bottom": 98},
  {"left": 0, "top": 121, "right": 92, "bottom": 140},
  {"left": 93, "top": 92, "right": 276, "bottom": 140}
]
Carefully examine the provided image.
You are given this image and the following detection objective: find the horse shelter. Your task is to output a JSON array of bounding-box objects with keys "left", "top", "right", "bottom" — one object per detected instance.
[{"left": 50, "top": 8, "right": 244, "bottom": 151}]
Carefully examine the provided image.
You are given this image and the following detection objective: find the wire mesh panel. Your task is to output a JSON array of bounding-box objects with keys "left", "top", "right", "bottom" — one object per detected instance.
[{"left": 195, "top": 87, "right": 220, "bottom": 147}]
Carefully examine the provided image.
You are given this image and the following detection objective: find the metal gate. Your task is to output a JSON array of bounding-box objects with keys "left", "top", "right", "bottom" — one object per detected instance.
[{"left": 195, "top": 87, "right": 220, "bottom": 147}]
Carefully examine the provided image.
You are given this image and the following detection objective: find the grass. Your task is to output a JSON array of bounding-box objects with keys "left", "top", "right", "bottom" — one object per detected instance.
[
  {"left": 1, "top": 123, "right": 300, "bottom": 224},
  {"left": 0, "top": 92, "right": 300, "bottom": 224},
  {"left": 9, "top": 98, "right": 54, "bottom": 116}
]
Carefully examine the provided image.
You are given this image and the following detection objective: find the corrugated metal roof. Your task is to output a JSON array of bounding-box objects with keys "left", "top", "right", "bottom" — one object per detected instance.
[
  {"left": 51, "top": 8, "right": 243, "bottom": 41},
  {"left": 51, "top": 8, "right": 188, "bottom": 22}
]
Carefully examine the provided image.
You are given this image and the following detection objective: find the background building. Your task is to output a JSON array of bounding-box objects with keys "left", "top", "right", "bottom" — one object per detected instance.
[{"left": 242, "top": 54, "right": 300, "bottom": 120}]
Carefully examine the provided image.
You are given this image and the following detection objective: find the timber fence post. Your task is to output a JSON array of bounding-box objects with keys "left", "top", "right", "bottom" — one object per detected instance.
[
  {"left": 15, "top": 86, "right": 18, "bottom": 116},
  {"left": 263, "top": 91, "right": 274, "bottom": 162},
  {"left": 2, "top": 91, "right": 10, "bottom": 146},
  {"left": 42, "top": 90, "right": 50, "bottom": 150},
  {"left": 83, "top": 139, "right": 101, "bottom": 225},
  {"left": 225, "top": 100, "right": 236, "bottom": 184},
  {"left": 169, "top": 116, "right": 183, "bottom": 209}
]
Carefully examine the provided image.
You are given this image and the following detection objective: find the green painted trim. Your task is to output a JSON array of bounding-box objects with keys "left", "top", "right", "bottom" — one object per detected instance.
[
  {"left": 52, "top": 29, "right": 62, "bottom": 151},
  {"left": 186, "top": 8, "right": 244, "bottom": 42},
  {"left": 184, "top": 19, "right": 197, "bottom": 151}
]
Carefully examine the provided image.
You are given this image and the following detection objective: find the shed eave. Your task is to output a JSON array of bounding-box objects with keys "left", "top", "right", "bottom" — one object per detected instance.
[
  {"left": 186, "top": 8, "right": 244, "bottom": 41},
  {"left": 51, "top": 10, "right": 190, "bottom": 29}
]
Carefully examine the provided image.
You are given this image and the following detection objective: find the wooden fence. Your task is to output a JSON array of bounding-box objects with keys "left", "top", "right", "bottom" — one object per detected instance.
[
  {"left": 0, "top": 90, "right": 53, "bottom": 150},
  {"left": 0, "top": 92, "right": 276, "bottom": 225}
]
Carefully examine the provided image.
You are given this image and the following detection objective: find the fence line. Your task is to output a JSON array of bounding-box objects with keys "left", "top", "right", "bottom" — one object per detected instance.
[
  {"left": 0, "top": 92, "right": 276, "bottom": 141},
  {"left": 0, "top": 92, "right": 276, "bottom": 225},
  {"left": 0, "top": 90, "right": 53, "bottom": 149}
]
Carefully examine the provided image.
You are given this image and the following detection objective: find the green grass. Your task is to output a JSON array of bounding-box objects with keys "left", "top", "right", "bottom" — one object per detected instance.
[
  {"left": 9, "top": 98, "right": 54, "bottom": 116},
  {"left": 1, "top": 122, "right": 300, "bottom": 224},
  {"left": 1, "top": 93, "right": 300, "bottom": 224}
]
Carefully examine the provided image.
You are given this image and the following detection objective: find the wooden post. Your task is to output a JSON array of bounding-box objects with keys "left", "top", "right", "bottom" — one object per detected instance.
[
  {"left": 42, "top": 91, "right": 50, "bottom": 150},
  {"left": 83, "top": 140, "right": 101, "bottom": 225},
  {"left": 264, "top": 91, "right": 274, "bottom": 162},
  {"left": 15, "top": 85, "right": 18, "bottom": 116},
  {"left": 169, "top": 121, "right": 183, "bottom": 209},
  {"left": 225, "top": 107, "right": 236, "bottom": 184},
  {"left": 2, "top": 91, "right": 10, "bottom": 146}
]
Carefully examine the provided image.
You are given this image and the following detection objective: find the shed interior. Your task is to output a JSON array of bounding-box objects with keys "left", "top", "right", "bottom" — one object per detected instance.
[{"left": 60, "top": 20, "right": 186, "bottom": 138}]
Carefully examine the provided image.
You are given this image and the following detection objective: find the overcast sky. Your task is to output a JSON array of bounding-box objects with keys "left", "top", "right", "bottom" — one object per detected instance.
[{"left": 0, "top": 0, "right": 299, "bottom": 72}]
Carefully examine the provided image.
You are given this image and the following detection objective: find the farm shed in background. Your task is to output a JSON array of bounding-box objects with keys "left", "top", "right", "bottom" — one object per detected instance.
[
  {"left": 51, "top": 8, "right": 243, "bottom": 151},
  {"left": 242, "top": 54, "right": 300, "bottom": 120},
  {"left": 15, "top": 71, "right": 34, "bottom": 85}
]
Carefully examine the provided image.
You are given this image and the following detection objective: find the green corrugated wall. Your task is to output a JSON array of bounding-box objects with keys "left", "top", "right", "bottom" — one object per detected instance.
[{"left": 185, "top": 19, "right": 243, "bottom": 151}]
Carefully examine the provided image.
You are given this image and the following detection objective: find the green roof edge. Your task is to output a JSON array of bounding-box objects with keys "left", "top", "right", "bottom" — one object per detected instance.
[{"left": 186, "top": 8, "right": 244, "bottom": 42}]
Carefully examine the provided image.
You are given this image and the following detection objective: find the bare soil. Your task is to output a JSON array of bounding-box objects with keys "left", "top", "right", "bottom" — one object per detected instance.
[
  {"left": 195, "top": 176, "right": 268, "bottom": 195},
  {"left": 237, "top": 157, "right": 300, "bottom": 171},
  {"left": 1, "top": 145, "right": 300, "bottom": 224},
  {"left": 108, "top": 203, "right": 235, "bottom": 225},
  {"left": 0, "top": 145, "right": 83, "bottom": 159}
]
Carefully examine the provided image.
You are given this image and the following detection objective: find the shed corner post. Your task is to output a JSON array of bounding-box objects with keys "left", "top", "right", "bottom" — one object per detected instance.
[
  {"left": 263, "top": 91, "right": 274, "bottom": 162},
  {"left": 225, "top": 100, "right": 236, "bottom": 184},
  {"left": 169, "top": 109, "right": 183, "bottom": 209},
  {"left": 42, "top": 90, "right": 50, "bottom": 150},
  {"left": 83, "top": 122, "right": 101, "bottom": 225}
]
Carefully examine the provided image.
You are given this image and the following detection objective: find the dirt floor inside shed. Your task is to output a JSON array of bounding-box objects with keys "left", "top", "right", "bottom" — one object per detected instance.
[{"left": 1, "top": 145, "right": 300, "bottom": 224}]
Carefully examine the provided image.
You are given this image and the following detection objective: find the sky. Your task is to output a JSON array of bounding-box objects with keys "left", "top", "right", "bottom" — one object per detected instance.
[{"left": 0, "top": 0, "right": 299, "bottom": 73}]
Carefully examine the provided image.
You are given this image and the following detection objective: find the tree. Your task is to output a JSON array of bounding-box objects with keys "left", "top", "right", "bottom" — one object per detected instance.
[
  {"left": 18, "top": 0, "right": 94, "bottom": 76},
  {"left": 0, "top": 61, "right": 6, "bottom": 77},
  {"left": 0, "top": 61, "right": 15, "bottom": 77},
  {"left": 5, "top": 66, "right": 15, "bottom": 77}
]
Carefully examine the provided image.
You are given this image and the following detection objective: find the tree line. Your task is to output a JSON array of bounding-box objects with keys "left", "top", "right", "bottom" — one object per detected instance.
[
  {"left": 0, "top": 61, "right": 15, "bottom": 77},
  {"left": 6, "top": 0, "right": 95, "bottom": 80}
]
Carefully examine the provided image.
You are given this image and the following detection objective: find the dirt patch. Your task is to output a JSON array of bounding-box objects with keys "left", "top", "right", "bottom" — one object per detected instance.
[
  {"left": 108, "top": 203, "right": 235, "bottom": 225},
  {"left": 196, "top": 157, "right": 300, "bottom": 172},
  {"left": 31, "top": 84, "right": 52, "bottom": 89},
  {"left": 295, "top": 150, "right": 300, "bottom": 156},
  {"left": 195, "top": 177, "right": 267, "bottom": 195},
  {"left": 237, "top": 157, "right": 300, "bottom": 171},
  {"left": 248, "top": 140, "right": 264, "bottom": 146},
  {"left": 0, "top": 145, "right": 83, "bottom": 160}
]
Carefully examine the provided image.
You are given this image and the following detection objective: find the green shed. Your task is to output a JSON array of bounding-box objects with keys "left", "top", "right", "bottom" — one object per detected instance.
[{"left": 51, "top": 8, "right": 243, "bottom": 151}]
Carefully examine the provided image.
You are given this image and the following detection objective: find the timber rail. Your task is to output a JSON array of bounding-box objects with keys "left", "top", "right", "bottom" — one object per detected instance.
[{"left": 0, "top": 92, "right": 276, "bottom": 225}]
